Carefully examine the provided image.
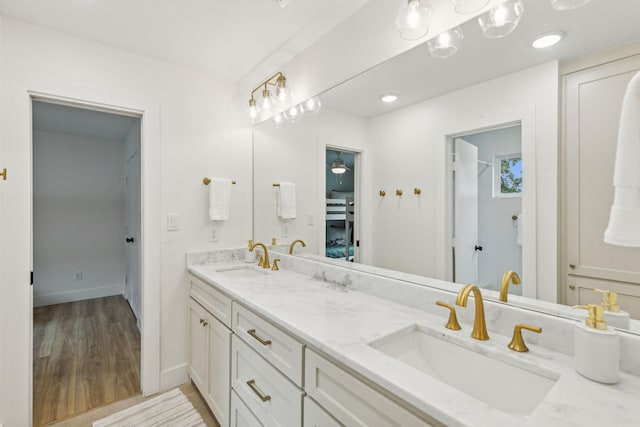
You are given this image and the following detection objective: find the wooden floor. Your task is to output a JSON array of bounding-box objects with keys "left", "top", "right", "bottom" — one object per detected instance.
[{"left": 33, "top": 295, "right": 141, "bottom": 426}]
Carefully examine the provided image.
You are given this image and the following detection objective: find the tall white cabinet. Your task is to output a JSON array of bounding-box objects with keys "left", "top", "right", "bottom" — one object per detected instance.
[{"left": 563, "top": 52, "right": 640, "bottom": 315}]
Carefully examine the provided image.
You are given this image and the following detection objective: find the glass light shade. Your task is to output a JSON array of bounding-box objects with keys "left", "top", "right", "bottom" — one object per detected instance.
[
  {"left": 550, "top": 0, "right": 590, "bottom": 11},
  {"left": 302, "top": 97, "right": 322, "bottom": 115},
  {"left": 427, "top": 26, "right": 464, "bottom": 59},
  {"left": 478, "top": 0, "right": 524, "bottom": 39},
  {"left": 396, "top": 0, "right": 433, "bottom": 41},
  {"left": 274, "top": 77, "right": 292, "bottom": 109},
  {"left": 259, "top": 88, "right": 276, "bottom": 120},
  {"left": 453, "top": 0, "right": 489, "bottom": 14},
  {"left": 273, "top": 112, "right": 285, "bottom": 128},
  {"left": 248, "top": 99, "right": 260, "bottom": 124},
  {"left": 285, "top": 105, "right": 302, "bottom": 123}
]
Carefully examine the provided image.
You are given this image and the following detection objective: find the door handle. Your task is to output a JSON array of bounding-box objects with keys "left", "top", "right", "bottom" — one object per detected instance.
[
  {"left": 126, "top": 237, "right": 135, "bottom": 243},
  {"left": 474, "top": 245, "right": 483, "bottom": 252}
]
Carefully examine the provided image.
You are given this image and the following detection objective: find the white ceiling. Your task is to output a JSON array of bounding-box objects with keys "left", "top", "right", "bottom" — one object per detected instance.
[
  {"left": 321, "top": 0, "right": 640, "bottom": 117},
  {"left": 33, "top": 101, "right": 138, "bottom": 141},
  {"left": 0, "top": 0, "right": 370, "bottom": 81}
]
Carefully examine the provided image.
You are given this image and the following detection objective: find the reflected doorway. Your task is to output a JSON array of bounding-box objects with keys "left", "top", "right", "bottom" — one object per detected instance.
[{"left": 451, "top": 125, "right": 523, "bottom": 295}]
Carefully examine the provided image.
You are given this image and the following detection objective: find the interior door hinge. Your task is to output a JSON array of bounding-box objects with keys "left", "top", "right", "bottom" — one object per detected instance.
[{"left": 30, "top": 271, "right": 34, "bottom": 285}]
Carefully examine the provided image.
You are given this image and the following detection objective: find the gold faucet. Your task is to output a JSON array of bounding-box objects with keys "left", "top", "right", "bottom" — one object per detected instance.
[
  {"left": 499, "top": 271, "right": 521, "bottom": 302},
  {"left": 289, "top": 239, "right": 306, "bottom": 254},
  {"left": 456, "top": 285, "right": 489, "bottom": 340},
  {"left": 249, "top": 242, "right": 270, "bottom": 269}
]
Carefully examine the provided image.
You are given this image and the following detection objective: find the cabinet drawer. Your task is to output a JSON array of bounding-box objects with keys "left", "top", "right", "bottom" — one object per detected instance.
[
  {"left": 189, "top": 274, "right": 232, "bottom": 327},
  {"left": 304, "top": 396, "right": 342, "bottom": 427},
  {"left": 230, "top": 390, "right": 263, "bottom": 427},
  {"left": 305, "top": 349, "right": 437, "bottom": 427},
  {"left": 232, "top": 303, "right": 304, "bottom": 386},
  {"left": 231, "top": 335, "right": 303, "bottom": 427}
]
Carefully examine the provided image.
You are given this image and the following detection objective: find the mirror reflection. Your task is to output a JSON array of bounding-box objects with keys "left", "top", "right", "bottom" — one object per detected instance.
[{"left": 253, "top": 0, "right": 640, "bottom": 332}]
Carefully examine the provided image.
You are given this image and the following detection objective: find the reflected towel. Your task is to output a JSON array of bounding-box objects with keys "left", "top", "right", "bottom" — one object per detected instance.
[
  {"left": 516, "top": 212, "right": 523, "bottom": 247},
  {"left": 277, "top": 182, "right": 297, "bottom": 219},
  {"left": 209, "top": 178, "right": 232, "bottom": 220},
  {"left": 604, "top": 71, "right": 640, "bottom": 247}
]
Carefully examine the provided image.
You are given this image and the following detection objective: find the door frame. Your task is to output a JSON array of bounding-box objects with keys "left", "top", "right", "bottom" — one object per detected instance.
[
  {"left": 24, "top": 89, "right": 161, "bottom": 422},
  {"left": 442, "top": 106, "right": 537, "bottom": 298}
]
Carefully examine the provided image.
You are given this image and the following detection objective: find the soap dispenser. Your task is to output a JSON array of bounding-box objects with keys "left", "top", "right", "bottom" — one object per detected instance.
[
  {"left": 594, "top": 289, "right": 630, "bottom": 329},
  {"left": 572, "top": 304, "right": 619, "bottom": 384}
]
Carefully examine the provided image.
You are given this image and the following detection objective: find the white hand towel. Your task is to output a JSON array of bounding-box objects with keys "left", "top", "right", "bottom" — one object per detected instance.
[
  {"left": 604, "top": 71, "right": 640, "bottom": 247},
  {"left": 277, "top": 182, "right": 297, "bottom": 219},
  {"left": 516, "top": 212, "right": 523, "bottom": 247},
  {"left": 209, "top": 178, "right": 232, "bottom": 221}
]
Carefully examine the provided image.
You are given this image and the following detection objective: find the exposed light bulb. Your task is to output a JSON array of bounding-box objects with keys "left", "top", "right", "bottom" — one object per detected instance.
[
  {"left": 453, "top": 0, "right": 489, "bottom": 14},
  {"left": 260, "top": 88, "right": 275, "bottom": 120},
  {"left": 396, "top": 0, "right": 433, "bottom": 41},
  {"left": 478, "top": 0, "right": 524, "bottom": 39},
  {"left": 427, "top": 26, "right": 464, "bottom": 59},
  {"left": 285, "top": 105, "right": 302, "bottom": 123},
  {"left": 302, "top": 97, "right": 322, "bottom": 115},
  {"left": 274, "top": 76, "right": 292, "bottom": 109},
  {"left": 550, "top": 0, "right": 591, "bottom": 11},
  {"left": 273, "top": 112, "right": 285, "bottom": 128},
  {"left": 248, "top": 98, "right": 260, "bottom": 124},
  {"left": 531, "top": 31, "right": 564, "bottom": 49}
]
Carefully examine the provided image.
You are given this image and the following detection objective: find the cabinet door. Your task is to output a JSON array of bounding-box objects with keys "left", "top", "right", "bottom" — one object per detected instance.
[
  {"left": 564, "top": 55, "right": 640, "bottom": 308},
  {"left": 230, "top": 390, "right": 264, "bottom": 427},
  {"left": 206, "top": 315, "right": 232, "bottom": 427},
  {"left": 189, "top": 298, "right": 209, "bottom": 392},
  {"left": 304, "top": 396, "right": 342, "bottom": 427}
]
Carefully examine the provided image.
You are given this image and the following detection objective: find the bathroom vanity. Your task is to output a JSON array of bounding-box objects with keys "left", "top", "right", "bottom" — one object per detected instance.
[{"left": 186, "top": 249, "right": 640, "bottom": 427}]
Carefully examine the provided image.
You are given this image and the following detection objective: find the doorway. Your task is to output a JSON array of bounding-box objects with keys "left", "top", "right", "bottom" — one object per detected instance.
[
  {"left": 325, "top": 148, "right": 359, "bottom": 262},
  {"left": 450, "top": 125, "right": 523, "bottom": 295},
  {"left": 31, "top": 100, "right": 142, "bottom": 425}
]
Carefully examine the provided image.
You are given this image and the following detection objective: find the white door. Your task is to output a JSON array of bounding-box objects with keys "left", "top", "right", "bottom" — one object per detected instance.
[
  {"left": 124, "top": 148, "right": 141, "bottom": 323},
  {"left": 453, "top": 138, "right": 479, "bottom": 284}
]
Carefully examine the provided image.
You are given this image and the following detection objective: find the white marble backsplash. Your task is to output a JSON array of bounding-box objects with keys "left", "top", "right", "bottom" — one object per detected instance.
[{"left": 186, "top": 248, "right": 640, "bottom": 376}]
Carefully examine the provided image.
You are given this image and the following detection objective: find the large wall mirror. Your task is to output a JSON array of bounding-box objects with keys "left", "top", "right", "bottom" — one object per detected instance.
[{"left": 253, "top": 0, "right": 640, "bottom": 333}]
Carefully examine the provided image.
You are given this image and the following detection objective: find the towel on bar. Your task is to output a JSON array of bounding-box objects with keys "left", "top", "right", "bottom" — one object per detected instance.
[
  {"left": 277, "top": 182, "right": 297, "bottom": 219},
  {"left": 516, "top": 212, "right": 523, "bottom": 247},
  {"left": 604, "top": 70, "right": 640, "bottom": 247},
  {"left": 209, "top": 178, "right": 232, "bottom": 220}
]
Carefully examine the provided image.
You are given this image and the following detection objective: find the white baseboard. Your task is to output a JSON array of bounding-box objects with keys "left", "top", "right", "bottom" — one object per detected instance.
[
  {"left": 160, "top": 363, "right": 189, "bottom": 391},
  {"left": 33, "top": 284, "right": 123, "bottom": 307}
]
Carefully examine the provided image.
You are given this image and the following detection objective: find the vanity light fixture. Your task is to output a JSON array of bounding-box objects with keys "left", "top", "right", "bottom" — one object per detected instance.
[
  {"left": 330, "top": 152, "right": 350, "bottom": 175},
  {"left": 302, "top": 96, "right": 322, "bottom": 115},
  {"left": 550, "top": 0, "right": 591, "bottom": 11},
  {"left": 427, "top": 26, "right": 464, "bottom": 59},
  {"left": 478, "top": 0, "right": 524, "bottom": 39},
  {"left": 396, "top": 0, "right": 433, "bottom": 41},
  {"left": 453, "top": 0, "right": 489, "bottom": 14},
  {"left": 247, "top": 71, "right": 291, "bottom": 123},
  {"left": 531, "top": 31, "right": 564, "bottom": 49},
  {"left": 380, "top": 94, "right": 399, "bottom": 103}
]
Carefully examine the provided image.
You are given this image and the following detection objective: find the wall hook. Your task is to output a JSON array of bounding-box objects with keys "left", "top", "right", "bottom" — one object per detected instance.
[
  {"left": 414, "top": 188, "right": 422, "bottom": 195},
  {"left": 0, "top": 168, "right": 6, "bottom": 181},
  {"left": 396, "top": 189, "right": 403, "bottom": 196},
  {"left": 379, "top": 190, "right": 386, "bottom": 197}
]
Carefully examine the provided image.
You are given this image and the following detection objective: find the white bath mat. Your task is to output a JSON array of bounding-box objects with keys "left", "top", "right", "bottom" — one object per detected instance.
[{"left": 93, "top": 388, "right": 207, "bottom": 427}]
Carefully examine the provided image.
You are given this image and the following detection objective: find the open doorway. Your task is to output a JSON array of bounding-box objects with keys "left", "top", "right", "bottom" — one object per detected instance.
[
  {"left": 31, "top": 100, "right": 142, "bottom": 425},
  {"left": 325, "top": 149, "right": 359, "bottom": 262},
  {"left": 450, "top": 125, "right": 523, "bottom": 295}
]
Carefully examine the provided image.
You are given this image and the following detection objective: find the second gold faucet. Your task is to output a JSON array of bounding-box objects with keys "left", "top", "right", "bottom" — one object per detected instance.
[{"left": 456, "top": 284, "right": 489, "bottom": 340}]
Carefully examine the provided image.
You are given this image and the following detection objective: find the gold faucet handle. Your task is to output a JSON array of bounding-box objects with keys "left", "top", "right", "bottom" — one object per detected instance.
[
  {"left": 435, "top": 301, "right": 462, "bottom": 331},
  {"left": 508, "top": 324, "right": 542, "bottom": 352},
  {"left": 257, "top": 253, "right": 264, "bottom": 267},
  {"left": 272, "top": 259, "right": 281, "bottom": 271}
]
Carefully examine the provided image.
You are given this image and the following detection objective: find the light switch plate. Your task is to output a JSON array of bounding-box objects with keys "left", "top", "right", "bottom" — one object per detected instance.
[{"left": 167, "top": 213, "right": 180, "bottom": 231}]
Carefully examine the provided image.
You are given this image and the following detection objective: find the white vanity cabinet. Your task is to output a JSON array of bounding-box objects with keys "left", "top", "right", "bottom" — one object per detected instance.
[
  {"left": 230, "top": 390, "right": 264, "bottom": 427},
  {"left": 188, "top": 275, "right": 233, "bottom": 427},
  {"left": 303, "top": 396, "right": 342, "bottom": 427}
]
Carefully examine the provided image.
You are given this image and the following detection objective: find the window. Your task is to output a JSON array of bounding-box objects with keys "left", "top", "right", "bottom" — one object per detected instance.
[{"left": 494, "top": 153, "right": 522, "bottom": 198}]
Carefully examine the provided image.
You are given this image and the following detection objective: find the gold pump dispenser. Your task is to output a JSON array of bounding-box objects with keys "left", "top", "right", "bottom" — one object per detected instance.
[
  {"left": 572, "top": 304, "right": 607, "bottom": 330},
  {"left": 594, "top": 289, "right": 620, "bottom": 312}
]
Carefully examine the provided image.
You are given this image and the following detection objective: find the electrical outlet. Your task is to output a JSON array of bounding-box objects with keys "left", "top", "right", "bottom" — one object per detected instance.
[
  {"left": 282, "top": 223, "right": 289, "bottom": 238},
  {"left": 209, "top": 227, "right": 219, "bottom": 242},
  {"left": 74, "top": 272, "right": 83, "bottom": 281}
]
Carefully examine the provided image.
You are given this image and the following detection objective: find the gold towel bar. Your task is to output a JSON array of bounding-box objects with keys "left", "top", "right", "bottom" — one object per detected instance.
[{"left": 203, "top": 177, "right": 236, "bottom": 185}]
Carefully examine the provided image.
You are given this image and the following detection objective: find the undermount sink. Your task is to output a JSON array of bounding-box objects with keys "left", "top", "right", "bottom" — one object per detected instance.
[
  {"left": 213, "top": 264, "right": 270, "bottom": 279},
  {"left": 369, "top": 324, "right": 559, "bottom": 415}
]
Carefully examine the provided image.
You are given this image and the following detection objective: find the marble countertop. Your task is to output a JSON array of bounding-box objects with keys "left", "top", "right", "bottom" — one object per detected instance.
[{"left": 187, "top": 258, "right": 640, "bottom": 427}]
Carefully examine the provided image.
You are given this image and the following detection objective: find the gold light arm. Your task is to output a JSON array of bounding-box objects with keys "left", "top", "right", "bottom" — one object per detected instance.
[
  {"left": 456, "top": 285, "right": 489, "bottom": 340},
  {"left": 499, "top": 271, "right": 521, "bottom": 302},
  {"left": 249, "top": 71, "right": 286, "bottom": 101}
]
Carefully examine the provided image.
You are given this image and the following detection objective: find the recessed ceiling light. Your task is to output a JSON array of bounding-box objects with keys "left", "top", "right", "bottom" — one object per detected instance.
[
  {"left": 380, "top": 94, "right": 399, "bottom": 103},
  {"left": 532, "top": 31, "right": 564, "bottom": 49}
]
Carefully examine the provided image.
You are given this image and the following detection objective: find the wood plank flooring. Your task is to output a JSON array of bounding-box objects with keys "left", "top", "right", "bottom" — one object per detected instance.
[{"left": 33, "top": 295, "right": 141, "bottom": 426}]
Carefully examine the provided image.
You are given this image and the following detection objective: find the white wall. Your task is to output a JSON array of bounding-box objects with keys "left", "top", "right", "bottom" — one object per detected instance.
[
  {"left": 0, "top": 17, "right": 252, "bottom": 424},
  {"left": 464, "top": 126, "right": 523, "bottom": 293},
  {"left": 366, "top": 61, "right": 559, "bottom": 301},
  {"left": 33, "top": 130, "right": 125, "bottom": 306},
  {"left": 253, "top": 107, "right": 368, "bottom": 255}
]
